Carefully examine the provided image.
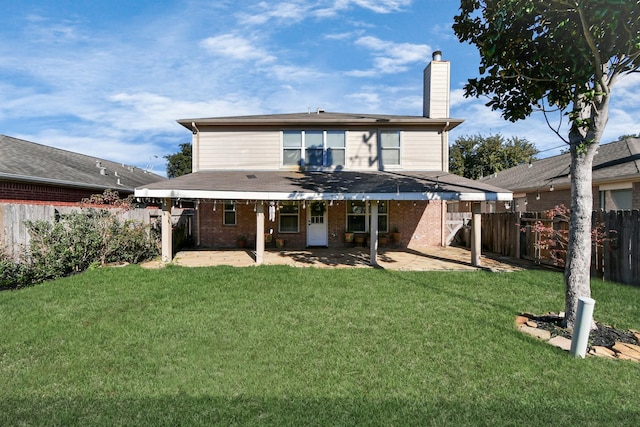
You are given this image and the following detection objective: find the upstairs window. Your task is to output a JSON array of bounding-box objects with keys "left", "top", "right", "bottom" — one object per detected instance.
[
  {"left": 305, "top": 131, "right": 324, "bottom": 166},
  {"left": 380, "top": 130, "right": 400, "bottom": 167},
  {"left": 283, "top": 131, "right": 303, "bottom": 166},
  {"left": 282, "top": 131, "right": 345, "bottom": 167},
  {"left": 326, "top": 131, "right": 346, "bottom": 166}
]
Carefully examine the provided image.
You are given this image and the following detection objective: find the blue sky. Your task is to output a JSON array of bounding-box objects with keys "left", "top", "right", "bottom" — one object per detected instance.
[{"left": 1, "top": 0, "right": 638, "bottom": 176}]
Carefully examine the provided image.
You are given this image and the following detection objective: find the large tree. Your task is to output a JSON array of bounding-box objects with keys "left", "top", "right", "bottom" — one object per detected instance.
[
  {"left": 450, "top": 134, "right": 537, "bottom": 179},
  {"left": 164, "top": 142, "right": 192, "bottom": 178},
  {"left": 454, "top": 0, "right": 640, "bottom": 328}
]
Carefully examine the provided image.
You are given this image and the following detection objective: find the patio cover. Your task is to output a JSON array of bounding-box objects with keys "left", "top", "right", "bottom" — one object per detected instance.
[
  {"left": 135, "top": 170, "right": 512, "bottom": 202},
  {"left": 135, "top": 170, "right": 512, "bottom": 267}
]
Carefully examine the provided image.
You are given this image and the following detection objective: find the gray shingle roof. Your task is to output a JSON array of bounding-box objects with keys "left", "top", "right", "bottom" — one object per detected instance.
[
  {"left": 0, "top": 135, "right": 165, "bottom": 192},
  {"left": 480, "top": 138, "right": 640, "bottom": 192},
  {"left": 136, "top": 170, "right": 511, "bottom": 202}
]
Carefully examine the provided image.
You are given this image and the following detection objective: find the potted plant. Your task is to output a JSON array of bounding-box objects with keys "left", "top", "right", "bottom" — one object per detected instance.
[
  {"left": 275, "top": 238, "right": 285, "bottom": 249},
  {"left": 379, "top": 233, "right": 389, "bottom": 247},
  {"left": 237, "top": 234, "right": 247, "bottom": 248},
  {"left": 391, "top": 226, "right": 401, "bottom": 244},
  {"left": 264, "top": 233, "right": 273, "bottom": 243},
  {"left": 354, "top": 234, "right": 366, "bottom": 247},
  {"left": 344, "top": 229, "right": 354, "bottom": 244}
]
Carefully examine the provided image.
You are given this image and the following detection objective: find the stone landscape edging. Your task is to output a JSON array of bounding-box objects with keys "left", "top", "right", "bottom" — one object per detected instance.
[{"left": 516, "top": 314, "right": 640, "bottom": 362}]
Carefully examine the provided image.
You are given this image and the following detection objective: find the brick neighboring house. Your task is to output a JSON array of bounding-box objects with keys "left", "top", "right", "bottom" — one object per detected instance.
[
  {"left": 478, "top": 137, "right": 640, "bottom": 213},
  {"left": 136, "top": 52, "right": 512, "bottom": 266},
  {"left": 0, "top": 135, "right": 165, "bottom": 205}
]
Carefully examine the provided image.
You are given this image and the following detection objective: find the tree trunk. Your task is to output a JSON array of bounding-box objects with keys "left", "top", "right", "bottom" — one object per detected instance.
[
  {"left": 563, "top": 94, "right": 609, "bottom": 329},
  {"left": 564, "top": 142, "right": 596, "bottom": 329}
]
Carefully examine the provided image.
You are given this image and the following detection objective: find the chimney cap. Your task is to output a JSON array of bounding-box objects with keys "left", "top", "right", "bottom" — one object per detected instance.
[{"left": 432, "top": 50, "right": 442, "bottom": 61}]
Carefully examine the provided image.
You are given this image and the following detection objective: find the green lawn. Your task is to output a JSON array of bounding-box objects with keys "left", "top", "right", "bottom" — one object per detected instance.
[{"left": 1, "top": 265, "right": 638, "bottom": 426}]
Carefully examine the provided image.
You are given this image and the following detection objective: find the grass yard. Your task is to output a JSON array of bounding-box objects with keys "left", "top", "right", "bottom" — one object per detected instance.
[{"left": 0, "top": 265, "right": 639, "bottom": 426}]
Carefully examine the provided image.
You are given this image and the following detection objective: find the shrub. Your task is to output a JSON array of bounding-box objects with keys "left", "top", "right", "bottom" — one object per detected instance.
[
  {"left": 0, "top": 249, "right": 32, "bottom": 290},
  {"left": 24, "top": 209, "right": 160, "bottom": 284},
  {"left": 527, "top": 204, "right": 607, "bottom": 267}
]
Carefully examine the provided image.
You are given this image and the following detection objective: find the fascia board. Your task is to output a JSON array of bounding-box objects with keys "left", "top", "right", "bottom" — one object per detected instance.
[{"left": 135, "top": 188, "right": 513, "bottom": 202}]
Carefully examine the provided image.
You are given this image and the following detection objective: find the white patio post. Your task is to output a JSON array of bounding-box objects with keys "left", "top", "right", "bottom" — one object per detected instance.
[
  {"left": 161, "top": 197, "right": 173, "bottom": 263},
  {"left": 370, "top": 200, "right": 379, "bottom": 266},
  {"left": 256, "top": 202, "right": 265, "bottom": 265},
  {"left": 471, "top": 201, "right": 482, "bottom": 267}
]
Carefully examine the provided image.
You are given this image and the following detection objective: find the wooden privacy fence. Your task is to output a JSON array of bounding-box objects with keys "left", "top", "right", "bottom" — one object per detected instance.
[
  {"left": 597, "top": 210, "right": 640, "bottom": 286},
  {"left": 0, "top": 203, "right": 163, "bottom": 260},
  {"left": 468, "top": 210, "right": 640, "bottom": 286}
]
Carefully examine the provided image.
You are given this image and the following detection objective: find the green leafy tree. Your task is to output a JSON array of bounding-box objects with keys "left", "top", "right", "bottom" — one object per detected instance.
[
  {"left": 165, "top": 142, "right": 192, "bottom": 178},
  {"left": 454, "top": 0, "right": 640, "bottom": 328},
  {"left": 618, "top": 133, "right": 640, "bottom": 139},
  {"left": 450, "top": 134, "right": 537, "bottom": 179}
]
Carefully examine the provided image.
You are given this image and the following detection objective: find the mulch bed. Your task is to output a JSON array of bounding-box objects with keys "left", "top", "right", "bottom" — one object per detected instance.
[{"left": 524, "top": 312, "right": 639, "bottom": 348}]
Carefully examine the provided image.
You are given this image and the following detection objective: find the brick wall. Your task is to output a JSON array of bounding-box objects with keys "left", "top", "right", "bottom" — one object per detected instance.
[
  {"left": 525, "top": 186, "right": 602, "bottom": 212},
  {"left": 0, "top": 181, "right": 119, "bottom": 205},
  {"left": 523, "top": 188, "right": 572, "bottom": 211},
  {"left": 392, "top": 200, "right": 442, "bottom": 248},
  {"left": 196, "top": 200, "right": 444, "bottom": 249}
]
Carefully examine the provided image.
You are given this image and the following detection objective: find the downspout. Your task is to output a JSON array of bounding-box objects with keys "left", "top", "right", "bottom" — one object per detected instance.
[
  {"left": 191, "top": 121, "right": 200, "bottom": 173},
  {"left": 441, "top": 121, "right": 450, "bottom": 246},
  {"left": 192, "top": 122, "right": 201, "bottom": 247}
]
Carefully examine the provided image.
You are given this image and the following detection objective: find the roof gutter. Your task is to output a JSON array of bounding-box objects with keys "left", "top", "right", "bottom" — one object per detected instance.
[{"left": 134, "top": 188, "right": 512, "bottom": 202}]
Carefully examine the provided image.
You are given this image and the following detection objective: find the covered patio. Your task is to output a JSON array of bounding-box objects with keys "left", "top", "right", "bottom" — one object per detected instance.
[
  {"left": 141, "top": 246, "right": 527, "bottom": 272},
  {"left": 135, "top": 170, "right": 512, "bottom": 268}
]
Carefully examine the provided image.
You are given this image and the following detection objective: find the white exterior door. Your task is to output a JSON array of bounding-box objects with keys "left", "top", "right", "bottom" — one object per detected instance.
[{"left": 307, "top": 201, "right": 328, "bottom": 246}]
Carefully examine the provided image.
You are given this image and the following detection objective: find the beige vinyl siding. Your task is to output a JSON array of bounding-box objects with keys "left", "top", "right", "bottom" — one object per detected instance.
[
  {"left": 198, "top": 131, "right": 280, "bottom": 170},
  {"left": 423, "top": 61, "right": 450, "bottom": 119},
  {"left": 402, "top": 130, "right": 443, "bottom": 170},
  {"left": 346, "top": 130, "right": 378, "bottom": 171}
]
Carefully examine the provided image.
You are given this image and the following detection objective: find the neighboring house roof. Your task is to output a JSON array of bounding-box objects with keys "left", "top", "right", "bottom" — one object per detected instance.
[
  {"left": 0, "top": 134, "right": 165, "bottom": 192},
  {"left": 136, "top": 170, "right": 511, "bottom": 202},
  {"left": 179, "top": 111, "right": 464, "bottom": 131},
  {"left": 480, "top": 137, "right": 640, "bottom": 192}
]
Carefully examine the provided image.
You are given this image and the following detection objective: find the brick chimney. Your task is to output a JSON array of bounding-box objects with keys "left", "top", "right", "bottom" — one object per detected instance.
[{"left": 423, "top": 50, "right": 450, "bottom": 118}]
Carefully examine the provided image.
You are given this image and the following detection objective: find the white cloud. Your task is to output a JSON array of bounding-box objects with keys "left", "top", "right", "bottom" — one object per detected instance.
[
  {"left": 350, "top": 0, "right": 412, "bottom": 13},
  {"left": 449, "top": 88, "right": 475, "bottom": 108},
  {"left": 199, "top": 34, "right": 276, "bottom": 63},
  {"left": 238, "top": 0, "right": 412, "bottom": 24},
  {"left": 324, "top": 31, "right": 364, "bottom": 41},
  {"left": 349, "top": 36, "right": 431, "bottom": 75},
  {"left": 268, "top": 64, "right": 328, "bottom": 82},
  {"left": 611, "top": 73, "right": 640, "bottom": 109},
  {"left": 24, "top": 14, "right": 88, "bottom": 44},
  {"left": 430, "top": 22, "right": 456, "bottom": 41},
  {"left": 236, "top": 1, "right": 310, "bottom": 25},
  {"left": 14, "top": 129, "right": 168, "bottom": 174},
  {"left": 346, "top": 92, "right": 381, "bottom": 108}
]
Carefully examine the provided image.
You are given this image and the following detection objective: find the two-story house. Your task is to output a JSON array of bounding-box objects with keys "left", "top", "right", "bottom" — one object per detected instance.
[{"left": 136, "top": 52, "right": 511, "bottom": 266}]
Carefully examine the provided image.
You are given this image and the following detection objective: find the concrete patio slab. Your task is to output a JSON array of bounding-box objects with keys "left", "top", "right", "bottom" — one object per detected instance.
[{"left": 142, "top": 246, "right": 529, "bottom": 272}]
